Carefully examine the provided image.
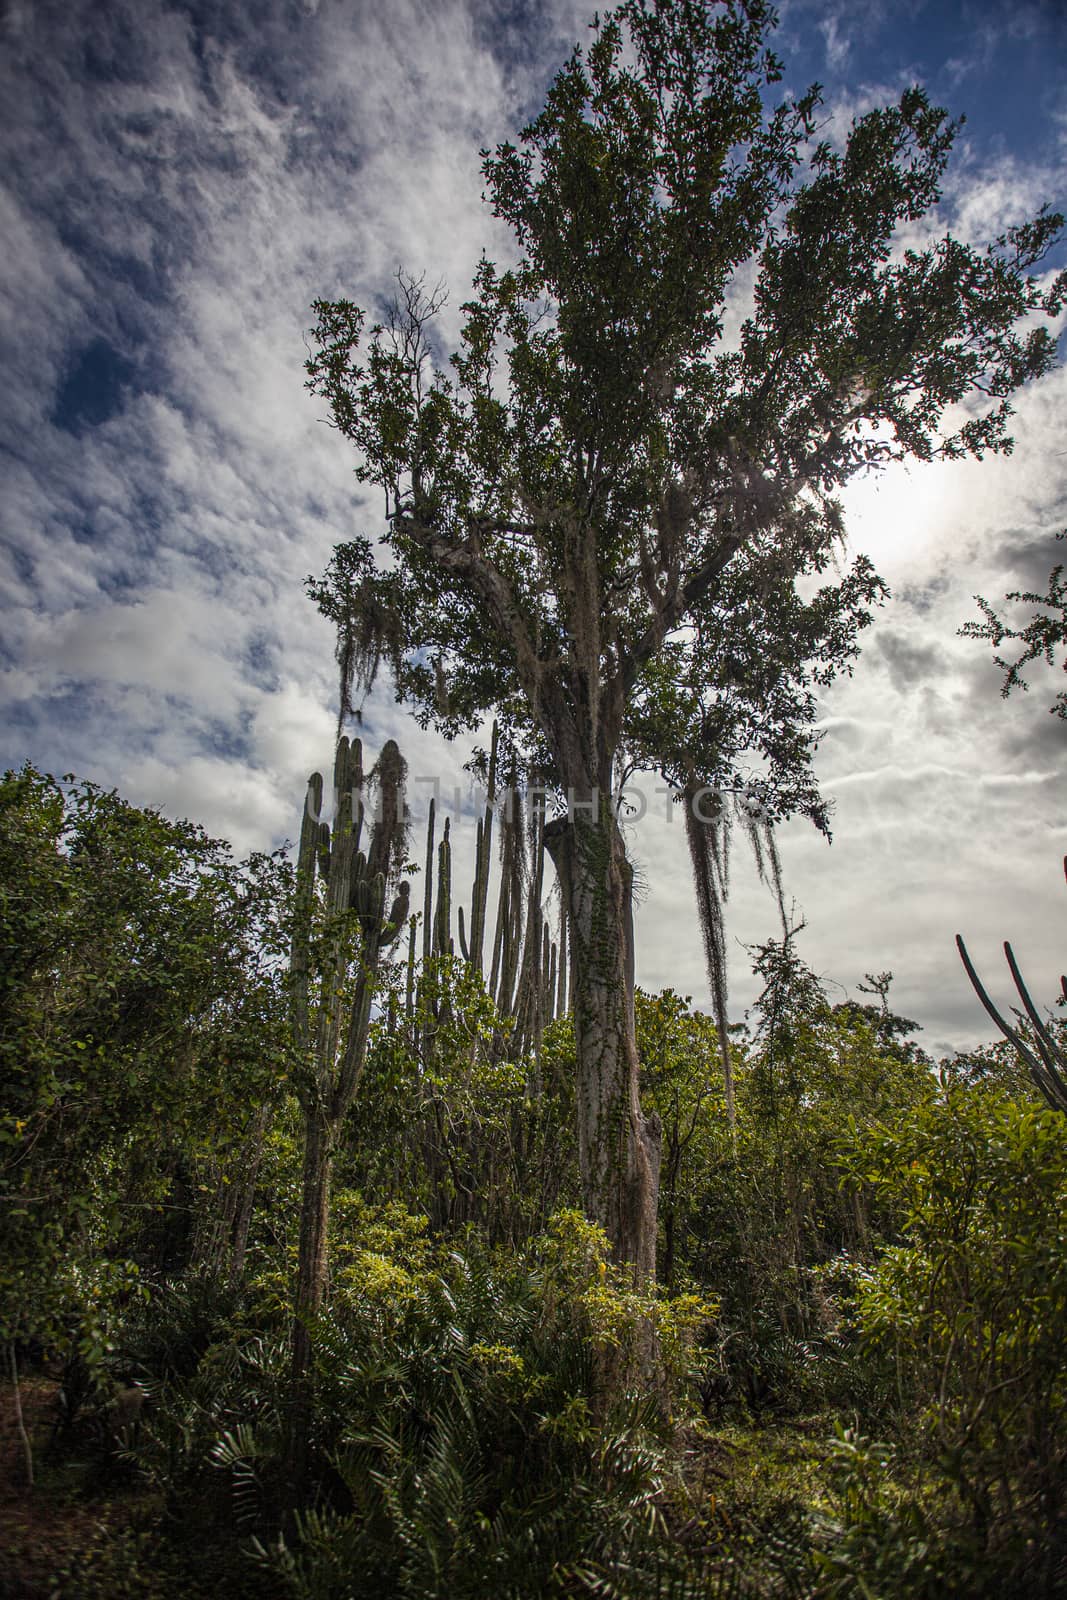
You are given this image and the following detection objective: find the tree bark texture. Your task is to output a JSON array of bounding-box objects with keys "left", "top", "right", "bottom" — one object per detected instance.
[{"left": 546, "top": 801, "right": 661, "bottom": 1282}]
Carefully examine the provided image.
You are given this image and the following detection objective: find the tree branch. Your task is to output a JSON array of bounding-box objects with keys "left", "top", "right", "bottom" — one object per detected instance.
[
  {"left": 620, "top": 527, "right": 745, "bottom": 698},
  {"left": 398, "top": 513, "right": 585, "bottom": 776}
]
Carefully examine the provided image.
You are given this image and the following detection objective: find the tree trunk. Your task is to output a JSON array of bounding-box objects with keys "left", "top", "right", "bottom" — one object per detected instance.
[
  {"left": 288, "top": 1104, "right": 333, "bottom": 1489},
  {"left": 545, "top": 799, "right": 661, "bottom": 1282},
  {"left": 227, "top": 1105, "right": 269, "bottom": 1290},
  {"left": 662, "top": 1136, "right": 682, "bottom": 1292},
  {"left": 9, "top": 1342, "right": 33, "bottom": 1489}
]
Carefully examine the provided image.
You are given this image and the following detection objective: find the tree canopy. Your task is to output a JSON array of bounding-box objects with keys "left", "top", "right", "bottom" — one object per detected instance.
[{"left": 307, "top": 0, "right": 1064, "bottom": 818}]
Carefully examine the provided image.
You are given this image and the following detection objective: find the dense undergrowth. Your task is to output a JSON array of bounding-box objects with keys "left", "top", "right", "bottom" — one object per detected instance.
[{"left": 3, "top": 766, "right": 1066, "bottom": 1598}]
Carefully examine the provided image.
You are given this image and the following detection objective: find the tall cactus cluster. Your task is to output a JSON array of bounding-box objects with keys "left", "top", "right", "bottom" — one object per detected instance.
[
  {"left": 287, "top": 734, "right": 409, "bottom": 1490},
  {"left": 400, "top": 724, "right": 568, "bottom": 1066},
  {"left": 291, "top": 735, "right": 410, "bottom": 1109},
  {"left": 287, "top": 726, "right": 571, "bottom": 1483}
]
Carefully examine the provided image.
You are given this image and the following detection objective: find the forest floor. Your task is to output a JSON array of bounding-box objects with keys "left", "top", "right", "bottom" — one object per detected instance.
[
  {"left": 0, "top": 1376, "right": 244, "bottom": 1600},
  {"left": 0, "top": 1373, "right": 157, "bottom": 1599},
  {"left": 0, "top": 1372, "right": 845, "bottom": 1599},
  {"left": 0, "top": 1374, "right": 97, "bottom": 1598}
]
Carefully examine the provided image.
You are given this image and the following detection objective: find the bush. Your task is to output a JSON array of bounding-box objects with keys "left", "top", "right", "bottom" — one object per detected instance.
[
  {"left": 246, "top": 1216, "right": 716, "bottom": 1598},
  {"left": 846, "top": 1087, "right": 1067, "bottom": 1585}
]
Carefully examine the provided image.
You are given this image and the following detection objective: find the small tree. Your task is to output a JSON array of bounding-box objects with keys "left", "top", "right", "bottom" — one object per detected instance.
[
  {"left": 960, "top": 532, "right": 1067, "bottom": 720},
  {"left": 306, "top": 0, "right": 1064, "bottom": 1276}
]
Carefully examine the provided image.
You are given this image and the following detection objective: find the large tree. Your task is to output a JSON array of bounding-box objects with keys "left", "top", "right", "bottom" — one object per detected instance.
[{"left": 306, "top": 0, "right": 1064, "bottom": 1278}]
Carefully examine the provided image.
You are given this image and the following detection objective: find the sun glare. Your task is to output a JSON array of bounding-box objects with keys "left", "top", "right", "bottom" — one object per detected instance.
[{"left": 840, "top": 459, "right": 964, "bottom": 582}]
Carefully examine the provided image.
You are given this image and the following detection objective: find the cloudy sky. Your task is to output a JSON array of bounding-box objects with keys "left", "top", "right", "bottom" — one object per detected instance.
[{"left": 2, "top": 0, "right": 1065, "bottom": 1056}]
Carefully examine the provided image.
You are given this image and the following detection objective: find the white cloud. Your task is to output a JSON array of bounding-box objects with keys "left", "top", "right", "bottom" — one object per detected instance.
[
  {"left": 1, "top": 0, "right": 1064, "bottom": 1053},
  {"left": 818, "top": 12, "right": 850, "bottom": 70}
]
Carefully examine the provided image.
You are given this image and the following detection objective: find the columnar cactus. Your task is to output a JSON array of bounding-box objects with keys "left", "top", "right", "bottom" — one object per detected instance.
[
  {"left": 488, "top": 789, "right": 514, "bottom": 1010},
  {"left": 434, "top": 817, "right": 453, "bottom": 956},
  {"left": 403, "top": 738, "right": 569, "bottom": 1064},
  {"left": 467, "top": 721, "right": 499, "bottom": 975},
  {"left": 405, "top": 916, "right": 417, "bottom": 1023},
  {"left": 547, "top": 934, "right": 558, "bottom": 1027},
  {"left": 492, "top": 784, "right": 528, "bottom": 1018},
  {"left": 512, "top": 781, "right": 547, "bottom": 1063},
  {"left": 422, "top": 799, "right": 435, "bottom": 965},
  {"left": 288, "top": 737, "right": 409, "bottom": 1489}
]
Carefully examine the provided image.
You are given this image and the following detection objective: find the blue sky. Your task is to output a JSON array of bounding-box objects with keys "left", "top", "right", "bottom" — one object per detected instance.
[{"left": 1, "top": 0, "right": 1065, "bottom": 1051}]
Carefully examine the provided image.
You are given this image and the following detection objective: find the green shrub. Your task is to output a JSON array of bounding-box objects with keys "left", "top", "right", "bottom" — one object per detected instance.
[
  {"left": 846, "top": 1088, "right": 1067, "bottom": 1584},
  {"left": 245, "top": 1219, "right": 720, "bottom": 1598}
]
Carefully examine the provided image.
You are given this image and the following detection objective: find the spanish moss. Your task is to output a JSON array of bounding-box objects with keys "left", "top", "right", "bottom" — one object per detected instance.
[{"left": 684, "top": 784, "right": 735, "bottom": 1128}]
